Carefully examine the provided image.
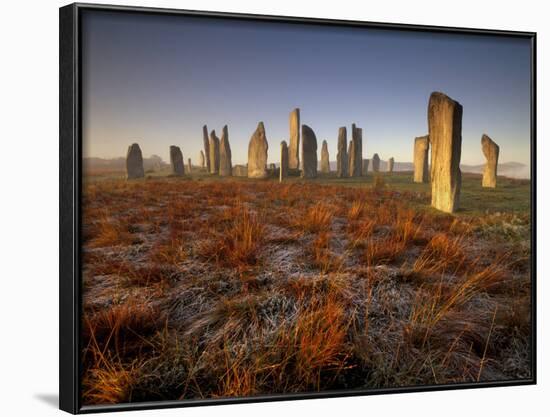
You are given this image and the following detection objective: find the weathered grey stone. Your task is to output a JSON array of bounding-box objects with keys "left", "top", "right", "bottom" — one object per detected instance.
[
  {"left": 219, "top": 125, "right": 232, "bottom": 177},
  {"left": 350, "top": 124, "right": 363, "bottom": 177},
  {"left": 169, "top": 145, "right": 185, "bottom": 176},
  {"left": 428, "top": 91, "right": 463, "bottom": 213},
  {"left": 414, "top": 135, "right": 430, "bottom": 183},
  {"left": 209, "top": 130, "right": 220, "bottom": 174},
  {"left": 199, "top": 150, "right": 205, "bottom": 168},
  {"left": 372, "top": 153, "right": 380, "bottom": 172},
  {"left": 188, "top": 158, "right": 192, "bottom": 174},
  {"left": 336, "top": 127, "right": 348, "bottom": 178},
  {"left": 203, "top": 125, "right": 210, "bottom": 173},
  {"left": 248, "top": 122, "right": 269, "bottom": 178},
  {"left": 356, "top": 125, "right": 364, "bottom": 175},
  {"left": 233, "top": 164, "right": 248, "bottom": 177},
  {"left": 149, "top": 155, "right": 163, "bottom": 172},
  {"left": 481, "top": 134, "right": 499, "bottom": 188},
  {"left": 301, "top": 125, "right": 318, "bottom": 179},
  {"left": 280, "top": 140, "right": 289, "bottom": 182},
  {"left": 320, "top": 140, "right": 330, "bottom": 173},
  {"left": 362, "top": 159, "right": 369, "bottom": 176},
  {"left": 388, "top": 157, "right": 394, "bottom": 173},
  {"left": 289, "top": 108, "right": 300, "bottom": 170},
  {"left": 126, "top": 143, "right": 144, "bottom": 179},
  {"left": 347, "top": 141, "right": 353, "bottom": 177}
]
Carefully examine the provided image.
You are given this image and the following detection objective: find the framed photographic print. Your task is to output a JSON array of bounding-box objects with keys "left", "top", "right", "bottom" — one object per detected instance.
[{"left": 59, "top": 3, "right": 536, "bottom": 414}]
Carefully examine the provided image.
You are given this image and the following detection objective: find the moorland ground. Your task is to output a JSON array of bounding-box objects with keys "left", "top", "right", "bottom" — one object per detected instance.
[{"left": 81, "top": 170, "right": 532, "bottom": 405}]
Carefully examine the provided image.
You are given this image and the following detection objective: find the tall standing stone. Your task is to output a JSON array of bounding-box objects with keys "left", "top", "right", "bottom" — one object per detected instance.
[
  {"left": 301, "top": 125, "right": 318, "bottom": 179},
  {"left": 355, "top": 124, "right": 363, "bottom": 176},
  {"left": 289, "top": 108, "right": 300, "bottom": 170},
  {"left": 248, "top": 122, "right": 269, "bottom": 178},
  {"left": 414, "top": 135, "right": 430, "bottom": 183},
  {"left": 388, "top": 157, "right": 394, "bottom": 173},
  {"left": 481, "top": 134, "right": 499, "bottom": 188},
  {"left": 203, "top": 125, "right": 211, "bottom": 173},
  {"left": 170, "top": 145, "right": 185, "bottom": 176},
  {"left": 428, "top": 91, "right": 463, "bottom": 213},
  {"left": 199, "top": 150, "right": 205, "bottom": 168},
  {"left": 280, "top": 140, "right": 289, "bottom": 182},
  {"left": 336, "top": 127, "right": 348, "bottom": 178},
  {"left": 347, "top": 141, "right": 353, "bottom": 176},
  {"left": 362, "top": 159, "right": 369, "bottom": 176},
  {"left": 349, "top": 124, "right": 363, "bottom": 177},
  {"left": 219, "top": 125, "right": 232, "bottom": 177},
  {"left": 188, "top": 158, "right": 193, "bottom": 174},
  {"left": 209, "top": 130, "right": 220, "bottom": 174},
  {"left": 372, "top": 153, "right": 380, "bottom": 173},
  {"left": 126, "top": 143, "right": 144, "bottom": 179},
  {"left": 320, "top": 140, "right": 330, "bottom": 173}
]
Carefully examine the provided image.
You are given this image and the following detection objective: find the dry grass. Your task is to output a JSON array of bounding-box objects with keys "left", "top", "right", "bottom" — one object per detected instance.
[
  {"left": 82, "top": 301, "right": 165, "bottom": 403},
  {"left": 413, "top": 233, "right": 468, "bottom": 274},
  {"left": 80, "top": 176, "right": 532, "bottom": 405},
  {"left": 297, "top": 202, "right": 334, "bottom": 233},
  {"left": 309, "top": 231, "right": 345, "bottom": 273},
  {"left": 197, "top": 205, "right": 266, "bottom": 271}
]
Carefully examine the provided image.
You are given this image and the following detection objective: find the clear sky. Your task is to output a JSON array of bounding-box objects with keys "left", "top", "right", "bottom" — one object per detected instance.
[{"left": 81, "top": 10, "right": 532, "bottom": 167}]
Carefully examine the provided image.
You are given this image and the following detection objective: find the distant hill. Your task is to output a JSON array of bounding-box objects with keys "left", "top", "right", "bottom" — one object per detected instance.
[
  {"left": 84, "top": 155, "right": 168, "bottom": 173},
  {"left": 459, "top": 162, "right": 529, "bottom": 179},
  {"left": 328, "top": 160, "right": 529, "bottom": 179},
  {"left": 85, "top": 156, "right": 529, "bottom": 179}
]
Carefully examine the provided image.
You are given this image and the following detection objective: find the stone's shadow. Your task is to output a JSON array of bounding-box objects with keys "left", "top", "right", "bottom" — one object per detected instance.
[{"left": 34, "top": 393, "right": 58, "bottom": 408}]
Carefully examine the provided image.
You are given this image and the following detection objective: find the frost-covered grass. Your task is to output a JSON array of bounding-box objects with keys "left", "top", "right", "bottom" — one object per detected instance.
[{"left": 81, "top": 174, "right": 532, "bottom": 405}]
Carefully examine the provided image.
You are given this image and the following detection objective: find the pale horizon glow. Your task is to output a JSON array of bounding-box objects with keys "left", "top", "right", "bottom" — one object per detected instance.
[{"left": 81, "top": 11, "right": 532, "bottom": 168}]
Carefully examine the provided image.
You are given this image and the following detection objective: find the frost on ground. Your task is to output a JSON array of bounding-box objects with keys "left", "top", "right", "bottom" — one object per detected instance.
[{"left": 80, "top": 176, "right": 532, "bottom": 405}]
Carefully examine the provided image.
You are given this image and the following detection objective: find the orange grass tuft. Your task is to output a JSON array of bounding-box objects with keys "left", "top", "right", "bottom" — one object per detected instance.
[
  {"left": 413, "top": 233, "right": 468, "bottom": 274},
  {"left": 297, "top": 203, "right": 333, "bottom": 233},
  {"left": 197, "top": 206, "right": 266, "bottom": 269}
]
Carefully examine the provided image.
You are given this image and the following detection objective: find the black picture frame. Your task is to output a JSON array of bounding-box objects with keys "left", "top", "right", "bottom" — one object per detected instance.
[{"left": 59, "top": 3, "right": 537, "bottom": 414}]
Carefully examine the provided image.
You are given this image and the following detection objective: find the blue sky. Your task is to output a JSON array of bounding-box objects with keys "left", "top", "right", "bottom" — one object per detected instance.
[{"left": 81, "top": 10, "right": 532, "bottom": 167}]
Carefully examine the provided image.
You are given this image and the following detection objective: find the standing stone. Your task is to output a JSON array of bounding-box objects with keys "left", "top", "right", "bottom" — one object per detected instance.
[
  {"left": 280, "top": 140, "right": 289, "bottom": 182},
  {"left": 126, "top": 143, "right": 144, "bottom": 179},
  {"left": 388, "top": 157, "right": 394, "bottom": 173},
  {"left": 199, "top": 150, "right": 205, "bottom": 168},
  {"left": 320, "top": 140, "right": 330, "bottom": 173},
  {"left": 169, "top": 145, "right": 185, "bottom": 176},
  {"left": 347, "top": 141, "right": 353, "bottom": 177},
  {"left": 248, "top": 122, "right": 269, "bottom": 178},
  {"left": 350, "top": 124, "right": 363, "bottom": 177},
  {"left": 414, "top": 135, "right": 430, "bottom": 183},
  {"left": 357, "top": 127, "right": 363, "bottom": 176},
  {"left": 233, "top": 165, "right": 247, "bottom": 177},
  {"left": 428, "top": 91, "right": 463, "bottom": 213},
  {"left": 187, "top": 158, "right": 192, "bottom": 174},
  {"left": 481, "top": 134, "right": 499, "bottom": 188},
  {"left": 209, "top": 130, "right": 220, "bottom": 174},
  {"left": 150, "top": 155, "right": 162, "bottom": 172},
  {"left": 203, "top": 125, "right": 210, "bottom": 173},
  {"left": 372, "top": 153, "right": 380, "bottom": 172},
  {"left": 336, "top": 127, "right": 348, "bottom": 178},
  {"left": 289, "top": 108, "right": 300, "bottom": 170},
  {"left": 301, "top": 125, "right": 318, "bottom": 179},
  {"left": 362, "top": 159, "right": 369, "bottom": 176},
  {"left": 219, "top": 125, "right": 232, "bottom": 177}
]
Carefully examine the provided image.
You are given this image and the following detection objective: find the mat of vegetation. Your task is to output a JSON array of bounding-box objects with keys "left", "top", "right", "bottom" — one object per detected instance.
[{"left": 81, "top": 174, "right": 532, "bottom": 405}]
